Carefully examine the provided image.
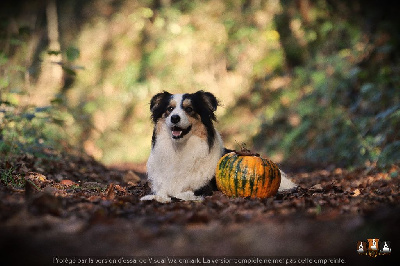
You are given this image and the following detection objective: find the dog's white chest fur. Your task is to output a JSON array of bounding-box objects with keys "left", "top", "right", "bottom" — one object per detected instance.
[{"left": 144, "top": 123, "right": 223, "bottom": 202}]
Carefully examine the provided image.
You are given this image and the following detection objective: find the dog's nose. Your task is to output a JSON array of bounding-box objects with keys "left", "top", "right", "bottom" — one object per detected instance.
[{"left": 170, "top": 114, "right": 180, "bottom": 124}]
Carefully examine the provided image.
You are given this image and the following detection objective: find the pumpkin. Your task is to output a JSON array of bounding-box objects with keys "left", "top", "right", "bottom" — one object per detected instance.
[{"left": 215, "top": 150, "right": 281, "bottom": 198}]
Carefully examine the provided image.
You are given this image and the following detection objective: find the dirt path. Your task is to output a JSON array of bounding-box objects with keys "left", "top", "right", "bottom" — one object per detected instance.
[{"left": 0, "top": 154, "right": 398, "bottom": 265}]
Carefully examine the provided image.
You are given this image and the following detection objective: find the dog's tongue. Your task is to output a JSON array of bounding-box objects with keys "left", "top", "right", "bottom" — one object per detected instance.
[{"left": 172, "top": 129, "right": 182, "bottom": 137}]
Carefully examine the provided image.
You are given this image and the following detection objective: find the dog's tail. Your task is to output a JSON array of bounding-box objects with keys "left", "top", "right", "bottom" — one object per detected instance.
[{"left": 278, "top": 170, "right": 297, "bottom": 191}]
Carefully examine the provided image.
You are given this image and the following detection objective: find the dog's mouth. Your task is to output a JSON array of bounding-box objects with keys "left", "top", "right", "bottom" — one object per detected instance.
[{"left": 171, "top": 125, "right": 192, "bottom": 139}]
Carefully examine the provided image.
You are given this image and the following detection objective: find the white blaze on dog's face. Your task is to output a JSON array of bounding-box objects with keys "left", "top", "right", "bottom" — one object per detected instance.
[{"left": 165, "top": 94, "right": 192, "bottom": 140}]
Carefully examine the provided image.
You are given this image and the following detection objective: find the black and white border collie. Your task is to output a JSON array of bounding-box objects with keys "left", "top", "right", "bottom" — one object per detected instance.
[{"left": 141, "top": 90, "right": 296, "bottom": 203}]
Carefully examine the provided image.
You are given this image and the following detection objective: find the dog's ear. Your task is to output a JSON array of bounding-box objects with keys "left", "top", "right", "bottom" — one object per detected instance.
[
  {"left": 150, "top": 91, "right": 171, "bottom": 123},
  {"left": 150, "top": 91, "right": 171, "bottom": 112},
  {"left": 194, "top": 90, "right": 219, "bottom": 112}
]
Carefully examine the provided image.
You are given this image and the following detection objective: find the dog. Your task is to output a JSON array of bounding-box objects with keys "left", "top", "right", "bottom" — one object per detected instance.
[{"left": 141, "top": 90, "right": 296, "bottom": 203}]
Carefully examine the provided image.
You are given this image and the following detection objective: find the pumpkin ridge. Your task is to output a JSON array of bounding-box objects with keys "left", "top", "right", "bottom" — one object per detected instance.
[
  {"left": 255, "top": 158, "right": 263, "bottom": 197},
  {"left": 267, "top": 166, "right": 273, "bottom": 189},
  {"left": 261, "top": 158, "right": 268, "bottom": 187},
  {"left": 248, "top": 160, "right": 256, "bottom": 197},
  {"left": 269, "top": 162, "right": 275, "bottom": 188},
  {"left": 218, "top": 156, "right": 227, "bottom": 171},
  {"left": 221, "top": 154, "right": 235, "bottom": 195},
  {"left": 254, "top": 157, "right": 263, "bottom": 197},
  {"left": 261, "top": 160, "right": 267, "bottom": 195},
  {"left": 241, "top": 164, "right": 248, "bottom": 195},
  {"left": 263, "top": 158, "right": 274, "bottom": 184},
  {"left": 253, "top": 170, "right": 258, "bottom": 197},
  {"left": 218, "top": 155, "right": 229, "bottom": 194},
  {"left": 225, "top": 154, "right": 236, "bottom": 196},
  {"left": 222, "top": 155, "right": 232, "bottom": 191},
  {"left": 233, "top": 158, "right": 243, "bottom": 196},
  {"left": 270, "top": 161, "right": 277, "bottom": 181}
]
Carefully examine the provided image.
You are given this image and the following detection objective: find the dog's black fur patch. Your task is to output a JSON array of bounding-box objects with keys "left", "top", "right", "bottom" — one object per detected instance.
[
  {"left": 194, "top": 177, "right": 217, "bottom": 196},
  {"left": 150, "top": 91, "right": 172, "bottom": 148},
  {"left": 150, "top": 91, "right": 172, "bottom": 123}
]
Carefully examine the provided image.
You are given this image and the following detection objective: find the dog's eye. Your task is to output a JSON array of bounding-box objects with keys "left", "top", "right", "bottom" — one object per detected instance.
[
  {"left": 167, "top": 106, "right": 174, "bottom": 112},
  {"left": 185, "top": 107, "right": 193, "bottom": 113}
]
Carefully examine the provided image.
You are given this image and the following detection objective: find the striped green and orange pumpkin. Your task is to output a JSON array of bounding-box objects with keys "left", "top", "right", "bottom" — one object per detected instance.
[{"left": 215, "top": 151, "right": 281, "bottom": 198}]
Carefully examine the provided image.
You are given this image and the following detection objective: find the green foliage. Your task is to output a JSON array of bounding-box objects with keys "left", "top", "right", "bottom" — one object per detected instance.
[
  {"left": 66, "top": 46, "right": 80, "bottom": 62},
  {"left": 0, "top": 167, "right": 24, "bottom": 189},
  {"left": 1, "top": 0, "right": 399, "bottom": 169},
  {"left": 0, "top": 167, "right": 13, "bottom": 184},
  {"left": 251, "top": 1, "right": 400, "bottom": 168},
  {"left": 0, "top": 97, "right": 70, "bottom": 157},
  {"left": 0, "top": 103, "right": 72, "bottom": 191}
]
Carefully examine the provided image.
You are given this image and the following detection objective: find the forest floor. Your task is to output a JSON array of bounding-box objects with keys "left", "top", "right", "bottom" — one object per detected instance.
[{"left": 0, "top": 151, "right": 399, "bottom": 266}]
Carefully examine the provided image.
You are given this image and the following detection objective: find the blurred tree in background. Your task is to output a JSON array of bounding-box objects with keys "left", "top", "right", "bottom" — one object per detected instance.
[{"left": 1, "top": 0, "right": 399, "bottom": 168}]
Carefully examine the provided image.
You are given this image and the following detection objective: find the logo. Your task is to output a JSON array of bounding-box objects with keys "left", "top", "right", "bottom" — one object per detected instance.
[{"left": 357, "top": 238, "right": 391, "bottom": 258}]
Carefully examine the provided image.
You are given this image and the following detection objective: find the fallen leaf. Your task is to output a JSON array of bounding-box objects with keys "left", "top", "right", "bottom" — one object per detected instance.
[
  {"left": 60, "top": 179, "right": 78, "bottom": 187},
  {"left": 352, "top": 189, "right": 361, "bottom": 197},
  {"left": 114, "top": 184, "right": 127, "bottom": 194},
  {"left": 25, "top": 172, "right": 48, "bottom": 188},
  {"left": 310, "top": 184, "right": 323, "bottom": 190},
  {"left": 105, "top": 183, "right": 116, "bottom": 200}
]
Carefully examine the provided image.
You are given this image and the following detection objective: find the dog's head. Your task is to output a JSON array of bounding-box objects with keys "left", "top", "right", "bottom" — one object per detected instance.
[{"left": 150, "top": 90, "right": 219, "bottom": 148}]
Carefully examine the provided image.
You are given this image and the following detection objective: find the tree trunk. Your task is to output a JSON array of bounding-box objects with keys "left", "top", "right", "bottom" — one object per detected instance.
[{"left": 32, "top": 0, "right": 63, "bottom": 106}]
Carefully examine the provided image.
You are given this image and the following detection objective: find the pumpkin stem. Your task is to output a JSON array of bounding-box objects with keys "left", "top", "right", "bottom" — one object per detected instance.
[{"left": 234, "top": 146, "right": 260, "bottom": 157}]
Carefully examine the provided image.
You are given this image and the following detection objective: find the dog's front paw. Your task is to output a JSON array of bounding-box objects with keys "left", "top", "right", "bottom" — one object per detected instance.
[
  {"left": 140, "top": 195, "right": 156, "bottom": 201},
  {"left": 175, "top": 191, "right": 203, "bottom": 202},
  {"left": 140, "top": 194, "right": 172, "bottom": 203}
]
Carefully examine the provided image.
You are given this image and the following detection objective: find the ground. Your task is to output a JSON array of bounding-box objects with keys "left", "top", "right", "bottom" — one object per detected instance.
[{"left": 0, "top": 152, "right": 398, "bottom": 266}]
